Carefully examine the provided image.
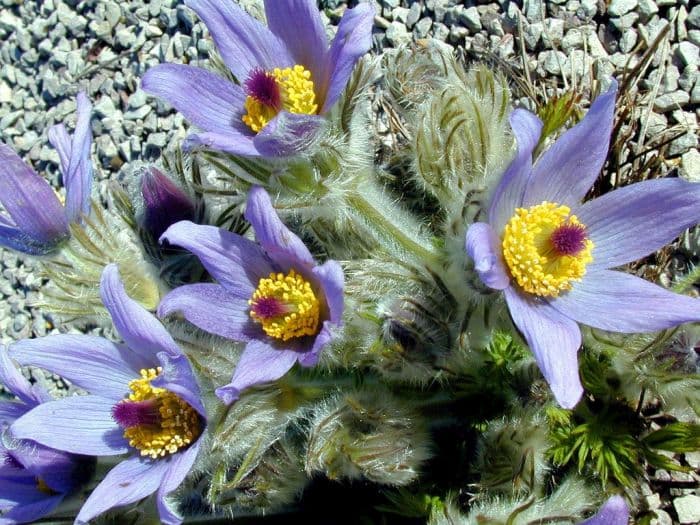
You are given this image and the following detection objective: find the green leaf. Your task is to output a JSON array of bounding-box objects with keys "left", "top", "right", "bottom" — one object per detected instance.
[{"left": 642, "top": 422, "right": 700, "bottom": 453}]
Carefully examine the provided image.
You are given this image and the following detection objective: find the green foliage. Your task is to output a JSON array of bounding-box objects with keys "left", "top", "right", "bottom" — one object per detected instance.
[
  {"left": 643, "top": 422, "right": 700, "bottom": 453},
  {"left": 535, "top": 90, "right": 583, "bottom": 154},
  {"left": 547, "top": 405, "right": 643, "bottom": 487}
]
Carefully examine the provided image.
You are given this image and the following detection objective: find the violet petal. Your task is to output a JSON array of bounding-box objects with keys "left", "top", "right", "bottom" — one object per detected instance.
[
  {"left": 252, "top": 111, "right": 324, "bottom": 158},
  {"left": 465, "top": 222, "right": 510, "bottom": 290},
  {"left": 10, "top": 396, "right": 129, "bottom": 456},
  {"left": 579, "top": 495, "right": 629, "bottom": 525},
  {"left": 551, "top": 270, "right": 700, "bottom": 333},
  {"left": 522, "top": 80, "right": 617, "bottom": 208},
  {"left": 322, "top": 2, "right": 375, "bottom": 112},
  {"left": 75, "top": 455, "right": 170, "bottom": 525},
  {"left": 311, "top": 260, "right": 345, "bottom": 324},
  {"left": 160, "top": 221, "right": 270, "bottom": 297},
  {"left": 245, "top": 186, "right": 315, "bottom": 270},
  {"left": 488, "top": 109, "right": 543, "bottom": 231},
  {"left": 100, "top": 264, "right": 182, "bottom": 359},
  {"left": 504, "top": 287, "right": 583, "bottom": 408},
  {"left": 156, "top": 441, "right": 202, "bottom": 525},
  {"left": 215, "top": 340, "right": 299, "bottom": 405},
  {"left": 184, "top": 0, "right": 293, "bottom": 81},
  {"left": 578, "top": 178, "right": 700, "bottom": 271}
]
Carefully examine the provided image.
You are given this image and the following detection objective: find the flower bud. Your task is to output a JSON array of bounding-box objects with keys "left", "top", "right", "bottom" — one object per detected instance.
[{"left": 141, "top": 167, "right": 196, "bottom": 241}]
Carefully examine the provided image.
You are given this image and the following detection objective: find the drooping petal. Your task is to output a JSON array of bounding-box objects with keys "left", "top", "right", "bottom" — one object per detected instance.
[
  {"left": 142, "top": 64, "right": 250, "bottom": 136},
  {"left": 252, "top": 111, "right": 324, "bottom": 158},
  {"left": 522, "top": 80, "right": 618, "bottom": 208},
  {"left": 465, "top": 222, "right": 510, "bottom": 290},
  {"left": 488, "top": 109, "right": 543, "bottom": 231},
  {"left": 245, "top": 186, "right": 315, "bottom": 270},
  {"left": 264, "top": 0, "right": 328, "bottom": 88},
  {"left": 9, "top": 335, "right": 143, "bottom": 400},
  {"left": 321, "top": 2, "right": 375, "bottom": 112},
  {"left": 504, "top": 287, "right": 583, "bottom": 408},
  {"left": 10, "top": 396, "right": 129, "bottom": 456},
  {"left": 157, "top": 284, "right": 258, "bottom": 343},
  {"left": 0, "top": 144, "right": 69, "bottom": 245},
  {"left": 0, "top": 346, "right": 42, "bottom": 406},
  {"left": 182, "top": 130, "right": 260, "bottom": 157},
  {"left": 579, "top": 495, "right": 629, "bottom": 525},
  {"left": 215, "top": 340, "right": 299, "bottom": 405},
  {"left": 578, "top": 178, "right": 700, "bottom": 271},
  {"left": 152, "top": 351, "right": 205, "bottom": 417},
  {"left": 75, "top": 455, "right": 170, "bottom": 525},
  {"left": 184, "top": 0, "right": 293, "bottom": 81},
  {"left": 0, "top": 494, "right": 63, "bottom": 525},
  {"left": 47, "top": 123, "right": 71, "bottom": 174},
  {"left": 297, "top": 320, "right": 332, "bottom": 367},
  {"left": 311, "top": 260, "right": 344, "bottom": 324},
  {"left": 160, "top": 221, "right": 270, "bottom": 296},
  {"left": 551, "top": 270, "right": 700, "bottom": 333},
  {"left": 62, "top": 91, "right": 93, "bottom": 222},
  {"left": 100, "top": 264, "right": 182, "bottom": 359},
  {"left": 156, "top": 441, "right": 202, "bottom": 525}
]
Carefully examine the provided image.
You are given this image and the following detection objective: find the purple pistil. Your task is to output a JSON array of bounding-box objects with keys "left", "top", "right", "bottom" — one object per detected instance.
[
  {"left": 112, "top": 400, "right": 161, "bottom": 428},
  {"left": 250, "top": 297, "right": 288, "bottom": 319},
  {"left": 244, "top": 68, "right": 281, "bottom": 109},
  {"left": 550, "top": 223, "right": 588, "bottom": 256}
]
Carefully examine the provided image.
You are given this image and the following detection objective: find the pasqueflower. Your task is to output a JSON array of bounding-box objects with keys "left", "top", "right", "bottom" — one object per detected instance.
[
  {"left": 0, "top": 347, "right": 92, "bottom": 525},
  {"left": 142, "top": 0, "right": 374, "bottom": 158},
  {"left": 158, "top": 186, "right": 344, "bottom": 404},
  {"left": 0, "top": 92, "right": 92, "bottom": 255},
  {"left": 466, "top": 79, "right": 700, "bottom": 408},
  {"left": 9, "top": 264, "right": 205, "bottom": 525}
]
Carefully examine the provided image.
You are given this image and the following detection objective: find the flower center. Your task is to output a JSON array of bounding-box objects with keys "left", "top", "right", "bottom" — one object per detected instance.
[
  {"left": 249, "top": 269, "right": 320, "bottom": 341},
  {"left": 242, "top": 65, "right": 318, "bottom": 133},
  {"left": 501, "top": 202, "right": 594, "bottom": 297},
  {"left": 112, "top": 367, "right": 201, "bottom": 459}
]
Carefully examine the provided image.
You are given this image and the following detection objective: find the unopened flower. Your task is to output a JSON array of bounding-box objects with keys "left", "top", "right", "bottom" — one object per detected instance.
[
  {"left": 0, "top": 347, "right": 93, "bottom": 524},
  {"left": 159, "top": 186, "right": 344, "bottom": 404},
  {"left": 9, "top": 264, "right": 205, "bottom": 525},
  {"left": 0, "top": 92, "right": 92, "bottom": 255},
  {"left": 579, "top": 495, "right": 629, "bottom": 525},
  {"left": 142, "top": 0, "right": 374, "bottom": 157},
  {"left": 466, "top": 79, "right": 700, "bottom": 408},
  {"left": 141, "top": 167, "right": 197, "bottom": 241}
]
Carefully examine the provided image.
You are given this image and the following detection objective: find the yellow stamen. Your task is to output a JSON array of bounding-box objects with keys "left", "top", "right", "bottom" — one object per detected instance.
[
  {"left": 501, "top": 202, "right": 594, "bottom": 297},
  {"left": 249, "top": 269, "right": 320, "bottom": 341},
  {"left": 242, "top": 65, "right": 318, "bottom": 133},
  {"left": 121, "top": 368, "right": 201, "bottom": 459}
]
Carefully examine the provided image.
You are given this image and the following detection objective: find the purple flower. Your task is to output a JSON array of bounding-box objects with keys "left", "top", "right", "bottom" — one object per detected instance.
[
  {"left": 141, "top": 0, "right": 374, "bottom": 158},
  {"left": 0, "top": 92, "right": 93, "bottom": 255},
  {"left": 0, "top": 346, "right": 93, "bottom": 524},
  {"left": 8, "top": 264, "right": 206, "bottom": 525},
  {"left": 579, "top": 495, "right": 629, "bottom": 525},
  {"left": 465, "top": 79, "right": 700, "bottom": 408},
  {"left": 158, "top": 186, "right": 344, "bottom": 404}
]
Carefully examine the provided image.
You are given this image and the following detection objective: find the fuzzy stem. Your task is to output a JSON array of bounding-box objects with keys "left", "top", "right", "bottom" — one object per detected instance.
[{"left": 345, "top": 188, "right": 440, "bottom": 265}]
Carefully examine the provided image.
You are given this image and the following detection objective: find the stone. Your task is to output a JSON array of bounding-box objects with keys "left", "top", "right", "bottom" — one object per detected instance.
[
  {"left": 541, "top": 18, "right": 564, "bottom": 48},
  {"left": 619, "top": 28, "right": 638, "bottom": 53},
  {"left": 406, "top": 3, "right": 421, "bottom": 28},
  {"left": 674, "top": 495, "right": 700, "bottom": 524},
  {"left": 668, "top": 131, "right": 698, "bottom": 157},
  {"left": 610, "top": 12, "right": 639, "bottom": 31},
  {"left": 392, "top": 7, "right": 410, "bottom": 25},
  {"left": 414, "top": 17, "right": 432, "bottom": 39},
  {"left": 638, "top": 0, "right": 659, "bottom": 20},
  {"left": 654, "top": 90, "right": 690, "bottom": 112},
  {"left": 386, "top": 21, "right": 411, "bottom": 46},
  {"left": 562, "top": 28, "right": 585, "bottom": 52},
  {"left": 688, "top": 5, "right": 700, "bottom": 29},
  {"left": 541, "top": 50, "right": 567, "bottom": 75},
  {"left": 675, "top": 42, "right": 700, "bottom": 67},
  {"left": 458, "top": 6, "right": 481, "bottom": 33},
  {"left": 608, "top": 0, "right": 638, "bottom": 16},
  {"left": 644, "top": 112, "right": 668, "bottom": 137},
  {"left": 651, "top": 509, "right": 673, "bottom": 525}
]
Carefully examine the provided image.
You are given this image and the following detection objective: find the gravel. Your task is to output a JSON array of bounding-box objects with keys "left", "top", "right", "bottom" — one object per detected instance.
[{"left": 0, "top": 0, "right": 699, "bottom": 519}]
